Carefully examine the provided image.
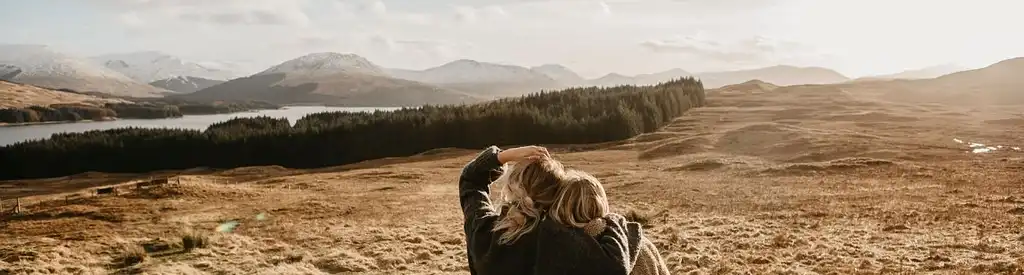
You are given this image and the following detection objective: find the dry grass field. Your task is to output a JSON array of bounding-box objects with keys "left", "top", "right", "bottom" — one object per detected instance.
[
  {"left": 2, "top": 82, "right": 1023, "bottom": 274},
  {"left": 0, "top": 80, "right": 128, "bottom": 109}
]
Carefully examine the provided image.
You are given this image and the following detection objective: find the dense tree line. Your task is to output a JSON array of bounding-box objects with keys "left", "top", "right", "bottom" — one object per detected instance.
[
  {"left": 0, "top": 100, "right": 280, "bottom": 124},
  {"left": 105, "top": 103, "right": 184, "bottom": 119},
  {"left": 0, "top": 78, "right": 705, "bottom": 180},
  {"left": 150, "top": 99, "right": 279, "bottom": 115},
  {"left": 0, "top": 105, "right": 117, "bottom": 124}
]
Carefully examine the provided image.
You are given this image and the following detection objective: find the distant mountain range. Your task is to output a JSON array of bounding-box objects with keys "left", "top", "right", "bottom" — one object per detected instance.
[
  {"left": 386, "top": 59, "right": 563, "bottom": 97},
  {"left": 0, "top": 45, "right": 166, "bottom": 97},
  {"left": 93, "top": 51, "right": 240, "bottom": 83},
  {"left": 696, "top": 65, "right": 849, "bottom": 88},
  {"left": 6, "top": 43, "right": 1008, "bottom": 108},
  {"left": 838, "top": 58, "right": 1024, "bottom": 106},
  {"left": 177, "top": 53, "right": 483, "bottom": 107},
  {"left": 853, "top": 64, "right": 967, "bottom": 82}
]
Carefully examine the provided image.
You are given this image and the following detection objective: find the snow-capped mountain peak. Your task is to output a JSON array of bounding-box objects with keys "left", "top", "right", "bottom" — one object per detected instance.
[
  {"left": 92, "top": 51, "right": 240, "bottom": 82},
  {"left": 256, "top": 52, "right": 385, "bottom": 76},
  {"left": 1, "top": 44, "right": 137, "bottom": 81},
  {"left": 0, "top": 44, "right": 165, "bottom": 97},
  {"left": 149, "top": 75, "right": 225, "bottom": 94}
]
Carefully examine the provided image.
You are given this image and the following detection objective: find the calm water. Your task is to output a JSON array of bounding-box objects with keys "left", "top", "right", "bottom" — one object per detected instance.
[{"left": 0, "top": 106, "right": 400, "bottom": 146}]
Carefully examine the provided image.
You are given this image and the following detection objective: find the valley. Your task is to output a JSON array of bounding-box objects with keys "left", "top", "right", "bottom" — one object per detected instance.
[{"left": 1, "top": 76, "right": 1022, "bottom": 273}]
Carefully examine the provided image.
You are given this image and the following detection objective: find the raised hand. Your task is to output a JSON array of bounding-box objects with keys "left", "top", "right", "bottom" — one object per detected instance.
[{"left": 497, "top": 146, "right": 550, "bottom": 164}]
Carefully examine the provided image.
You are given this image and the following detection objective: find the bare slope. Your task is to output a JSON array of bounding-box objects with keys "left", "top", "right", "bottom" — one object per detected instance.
[
  {"left": 855, "top": 64, "right": 967, "bottom": 81},
  {"left": 0, "top": 80, "right": 129, "bottom": 109},
  {"left": 713, "top": 79, "right": 779, "bottom": 94},
  {"left": 696, "top": 65, "right": 849, "bottom": 89},
  {"left": 586, "top": 66, "right": 841, "bottom": 89},
  {"left": 149, "top": 76, "right": 226, "bottom": 94},
  {"left": 842, "top": 57, "right": 1024, "bottom": 106},
  {"left": 180, "top": 53, "right": 485, "bottom": 107},
  {"left": 389, "top": 59, "right": 563, "bottom": 98},
  {"left": 530, "top": 64, "right": 586, "bottom": 86},
  {"left": 0, "top": 45, "right": 165, "bottom": 97}
]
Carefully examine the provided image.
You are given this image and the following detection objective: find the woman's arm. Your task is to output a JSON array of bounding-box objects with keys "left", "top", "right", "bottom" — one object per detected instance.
[
  {"left": 459, "top": 146, "right": 503, "bottom": 224},
  {"left": 459, "top": 146, "right": 504, "bottom": 273},
  {"left": 459, "top": 145, "right": 550, "bottom": 272},
  {"left": 459, "top": 145, "right": 549, "bottom": 225}
]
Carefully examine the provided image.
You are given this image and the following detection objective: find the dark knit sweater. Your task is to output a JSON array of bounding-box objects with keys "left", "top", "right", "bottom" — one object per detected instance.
[{"left": 460, "top": 146, "right": 639, "bottom": 275}]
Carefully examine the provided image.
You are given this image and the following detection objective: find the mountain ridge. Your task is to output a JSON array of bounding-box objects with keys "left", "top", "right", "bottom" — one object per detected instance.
[
  {"left": 149, "top": 76, "right": 226, "bottom": 94},
  {"left": 180, "top": 52, "right": 484, "bottom": 107},
  {"left": 854, "top": 64, "right": 967, "bottom": 81},
  {"left": 0, "top": 44, "right": 166, "bottom": 97},
  {"left": 92, "top": 51, "right": 240, "bottom": 83}
]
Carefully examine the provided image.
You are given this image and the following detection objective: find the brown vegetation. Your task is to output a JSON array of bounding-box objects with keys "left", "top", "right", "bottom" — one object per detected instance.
[
  {"left": 2, "top": 76, "right": 1024, "bottom": 273},
  {"left": 0, "top": 80, "right": 128, "bottom": 109}
]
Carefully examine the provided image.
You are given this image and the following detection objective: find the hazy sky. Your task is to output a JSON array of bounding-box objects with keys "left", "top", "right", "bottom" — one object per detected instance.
[{"left": 1, "top": 0, "right": 1021, "bottom": 78}]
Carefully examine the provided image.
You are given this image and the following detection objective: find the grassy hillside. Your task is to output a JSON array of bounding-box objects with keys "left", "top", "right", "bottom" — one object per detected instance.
[
  {"left": 840, "top": 57, "right": 1024, "bottom": 106},
  {"left": 0, "top": 78, "right": 705, "bottom": 180},
  {"left": 0, "top": 80, "right": 128, "bottom": 109}
]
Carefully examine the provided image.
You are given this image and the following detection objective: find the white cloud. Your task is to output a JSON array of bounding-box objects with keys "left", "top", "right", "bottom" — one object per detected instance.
[
  {"left": 599, "top": 2, "right": 612, "bottom": 15},
  {"left": 453, "top": 6, "right": 479, "bottom": 24},
  {"left": 118, "top": 11, "right": 145, "bottom": 28},
  {"left": 483, "top": 6, "right": 508, "bottom": 17},
  {"left": 342, "top": 0, "right": 387, "bottom": 16},
  {"left": 103, "top": 0, "right": 311, "bottom": 27},
  {"left": 639, "top": 33, "right": 827, "bottom": 67},
  {"left": 450, "top": 5, "right": 510, "bottom": 25},
  {"left": 61, "top": 0, "right": 1024, "bottom": 78}
]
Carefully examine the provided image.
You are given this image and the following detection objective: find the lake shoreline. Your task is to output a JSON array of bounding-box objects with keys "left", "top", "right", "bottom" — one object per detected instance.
[
  {"left": 0, "top": 106, "right": 401, "bottom": 146},
  {"left": 0, "top": 107, "right": 287, "bottom": 128},
  {"left": 0, "top": 117, "right": 117, "bottom": 128}
]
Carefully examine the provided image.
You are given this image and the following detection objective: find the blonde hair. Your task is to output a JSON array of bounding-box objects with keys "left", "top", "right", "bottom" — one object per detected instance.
[
  {"left": 549, "top": 169, "right": 610, "bottom": 229},
  {"left": 483, "top": 157, "right": 565, "bottom": 245}
]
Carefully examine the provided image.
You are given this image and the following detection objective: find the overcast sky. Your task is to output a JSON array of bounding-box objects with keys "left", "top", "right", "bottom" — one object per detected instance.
[{"left": 1, "top": 0, "right": 1021, "bottom": 78}]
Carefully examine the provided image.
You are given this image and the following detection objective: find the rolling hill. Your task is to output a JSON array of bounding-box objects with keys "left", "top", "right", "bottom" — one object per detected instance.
[
  {"left": 0, "top": 45, "right": 165, "bottom": 97},
  {"left": 854, "top": 64, "right": 966, "bottom": 81},
  {"left": 149, "top": 76, "right": 226, "bottom": 94},
  {"left": 589, "top": 73, "right": 638, "bottom": 87},
  {"left": 696, "top": 65, "right": 849, "bottom": 89},
  {"left": 583, "top": 66, "right": 841, "bottom": 89},
  {"left": 0, "top": 80, "right": 129, "bottom": 109},
  {"left": 842, "top": 57, "right": 1024, "bottom": 105},
  {"left": 388, "top": 59, "right": 562, "bottom": 97},
  {"left": 93, "top": 51, "right": 240, "bottom": 83},
  {"left": 179, "top": 53, "right": 484, "bottom": 107},
  {"left": 713, "top": 79, "right": 780, "bottom": 94},
  {"left": 530, "top": 64, "right": 586, "bottom": 86}
]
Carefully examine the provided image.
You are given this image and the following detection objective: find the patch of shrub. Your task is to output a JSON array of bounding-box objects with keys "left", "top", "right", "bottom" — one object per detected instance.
[
  {"left": 115, "top": 244, "right": 147, "bottom": 267},
  {"left": 0, "top": 78, "right": 705, "bottom": 180},
  {"left": 624, "top": 209, "right": 652, "bottom": 228},
  {"left": 182, "top": 231, "right": 209, "bottom": 252}
]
